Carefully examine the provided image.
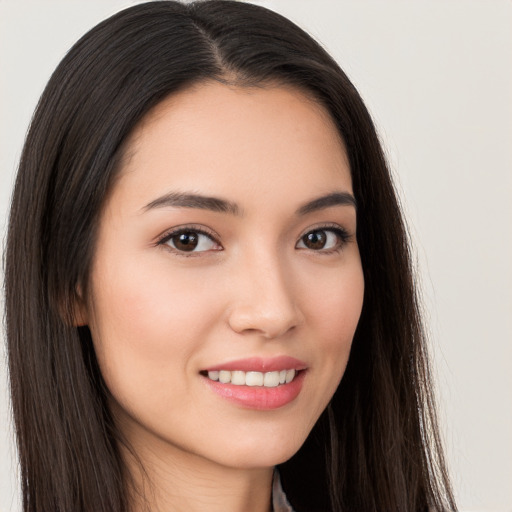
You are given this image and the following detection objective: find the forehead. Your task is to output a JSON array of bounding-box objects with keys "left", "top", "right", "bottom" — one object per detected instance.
[{"left": 113, "top": 81, "right": 352, "bottom": 213}]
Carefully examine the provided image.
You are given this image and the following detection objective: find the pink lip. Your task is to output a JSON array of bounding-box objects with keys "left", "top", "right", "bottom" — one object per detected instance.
[
  {"left": 202, "top": 356, "right": 307, "bottom": 373},
  {"left": 202, "top": 370, "right": 306, "bottom": 410}
]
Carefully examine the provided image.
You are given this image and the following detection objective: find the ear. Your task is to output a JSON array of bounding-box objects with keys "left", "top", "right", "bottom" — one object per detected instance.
[
  {"left": 69, "top": 284, "right": 89, "bottom": 326},
  {"left": 72, "top": 297, "right": 89, "bottom": 326}
]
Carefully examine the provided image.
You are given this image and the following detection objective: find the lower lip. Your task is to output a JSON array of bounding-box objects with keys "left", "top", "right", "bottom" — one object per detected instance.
[{"left": 202, "top": 371, "right": 306, "bottom": 410}]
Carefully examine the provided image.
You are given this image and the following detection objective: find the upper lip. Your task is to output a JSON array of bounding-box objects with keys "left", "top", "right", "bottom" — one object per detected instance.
[{"left": 202, "top": 356, "right": 307, "bottom": 373}]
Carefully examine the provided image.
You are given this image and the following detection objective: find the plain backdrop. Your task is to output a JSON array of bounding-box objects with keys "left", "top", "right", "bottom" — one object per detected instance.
[{"left": 1, "top": 1, "right": 511, "bottom": 511}]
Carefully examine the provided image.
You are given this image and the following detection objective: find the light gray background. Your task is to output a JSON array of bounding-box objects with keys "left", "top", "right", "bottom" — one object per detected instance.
[{"left": 1, "top": 1, "right": 511, "bottom": 511}]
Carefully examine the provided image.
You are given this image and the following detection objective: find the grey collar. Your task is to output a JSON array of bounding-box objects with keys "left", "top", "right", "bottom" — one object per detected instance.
[{"left": 272, "top": 470, "right": 295, "bottom": 512}]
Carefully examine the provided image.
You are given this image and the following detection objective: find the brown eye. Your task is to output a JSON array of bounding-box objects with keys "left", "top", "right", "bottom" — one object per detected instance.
[
  {"left": 171, "top": 231, "right": 199, "bottom": 251},
  {"left": 302, "top": 230, "right": 327, "bottom": 250},
  {"left": 296, "top": 228, "right": 348, "bottom": 251},
  {"left": 163, "top": 230, "right": 219, "bottom": 253}
]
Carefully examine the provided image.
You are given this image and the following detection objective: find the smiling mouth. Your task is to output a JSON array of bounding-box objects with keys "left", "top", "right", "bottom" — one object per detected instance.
[{"left": 200, "top": 369, "right": 301, "bottom": 387}]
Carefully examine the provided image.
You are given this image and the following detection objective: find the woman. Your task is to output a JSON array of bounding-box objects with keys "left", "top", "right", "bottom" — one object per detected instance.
[{"left": 4, "top": 1, "right": 456, "bottom": 511}]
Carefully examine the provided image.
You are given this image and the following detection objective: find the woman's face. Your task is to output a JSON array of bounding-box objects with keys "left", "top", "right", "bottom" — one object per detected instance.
[{"left": 82, "top": 82, "right": 364, "bottom": 470}]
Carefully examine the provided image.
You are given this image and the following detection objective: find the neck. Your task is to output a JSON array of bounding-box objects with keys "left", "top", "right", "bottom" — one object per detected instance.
[{"left": 120, "top": 432, "right": 274, "bottom": 512}]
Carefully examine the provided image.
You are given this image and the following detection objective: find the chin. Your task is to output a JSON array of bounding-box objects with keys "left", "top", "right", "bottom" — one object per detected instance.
[{"left": 204, "top": 426, "right": 311, "bottom": 470}]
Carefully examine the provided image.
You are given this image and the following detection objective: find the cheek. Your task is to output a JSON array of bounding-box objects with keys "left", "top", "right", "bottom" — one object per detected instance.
[
  {"left": 283, "top": 263, "right": 364, "bottom": 437},
  {"left": 305, "top": 261, "right": 364, "bottom": 379},
  {"left": 310, "top": 254, "right": 364, "bottom": 331},
  {"left": 86, "top": 254, "right": 220, "bottom": 394}
]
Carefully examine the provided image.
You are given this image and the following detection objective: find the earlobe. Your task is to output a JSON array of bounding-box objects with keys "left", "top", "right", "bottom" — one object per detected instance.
[
  {"left": 69, "top": 284, "right": 89, "bottom": 326},
  {"left": 72, "top": 298, "right": 89, "bottom": 326}
]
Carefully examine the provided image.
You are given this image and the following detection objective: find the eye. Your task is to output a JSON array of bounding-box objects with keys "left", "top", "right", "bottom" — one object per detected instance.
[
  {"left": 296, "top": 227, "right": 349, "bottom": 252},
  {"left": 159, "top": 228, "right": 221, "bottom": 254}
]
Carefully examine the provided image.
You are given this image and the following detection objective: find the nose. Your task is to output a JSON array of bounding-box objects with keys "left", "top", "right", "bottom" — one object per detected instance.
[{"left": 226, "top": 250, "right": 302, "bottom": 339}]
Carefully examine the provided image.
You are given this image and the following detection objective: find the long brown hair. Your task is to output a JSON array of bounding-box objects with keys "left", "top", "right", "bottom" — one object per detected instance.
[{"left": 4, "top": 1, "right": 456, "bottom": 510}]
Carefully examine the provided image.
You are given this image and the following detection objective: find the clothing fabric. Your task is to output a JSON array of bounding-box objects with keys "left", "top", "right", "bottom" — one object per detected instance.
[
  {"left": 271, "top": 470, "right": 438, "bottom": 511},
  {"left": 272, "top": 470, "right": 295, "bottom": 512}
]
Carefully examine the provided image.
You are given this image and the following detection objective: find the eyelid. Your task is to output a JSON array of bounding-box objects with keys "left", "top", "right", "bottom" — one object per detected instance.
[
  {"left": 298, "top": 222, "right": 351, "bottom": 238},
  {"left": 155, "top": 224, "right": 222, "bottom": 254},
  {"left": 296, "top": 223, "right": 352, "bottom": 251}
]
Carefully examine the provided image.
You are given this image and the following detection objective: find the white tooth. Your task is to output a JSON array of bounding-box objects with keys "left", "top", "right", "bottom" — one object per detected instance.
[
  {"left": 245, "top": 371, "right": 264, "bottom": 386},
  {"left": 279, "top": 369, "right": 287, "bottom": 384},
  {"left": 231, "top": 371, "right": 246, "bottom": 386},
  {"left": 264, "top": 371, "right": 280, "bottom": 387},
  {"left": 208, "top": 371, "right": 219, "bottom": 381},
  {"left": 219, "top": 370, "right": 232, "bottom": 384},
  {"left": 285, "top": 369, "right": 296, "bottom": 383}
]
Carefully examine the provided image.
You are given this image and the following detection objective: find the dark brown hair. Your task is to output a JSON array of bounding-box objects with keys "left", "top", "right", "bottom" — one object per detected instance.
[{"left": 4, "top": 1, "right": 456, "bottom": 511}]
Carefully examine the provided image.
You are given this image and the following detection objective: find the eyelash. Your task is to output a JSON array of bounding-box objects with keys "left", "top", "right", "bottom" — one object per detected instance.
[
  {"left": 156, "top": 224, "right": 221, "bottom": 257},
  {"left": 297, "top": 224, "right": 351, "bottom": 254},
  {"left": 156, "top": 223, "right": 352, "bottom": 258}
]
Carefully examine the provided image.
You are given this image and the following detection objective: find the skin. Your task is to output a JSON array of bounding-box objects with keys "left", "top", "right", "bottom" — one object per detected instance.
[{"left": 79, "top": 82, "right": 364, "bottom": 512}]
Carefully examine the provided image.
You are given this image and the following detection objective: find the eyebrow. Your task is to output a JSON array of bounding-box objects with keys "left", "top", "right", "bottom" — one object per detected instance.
[
  {"left": 295, "top": 191, "right": 357, "bottom": 215},
  {"left": 143, "top": 191, "right": 242, "bottom": 215},
  {"left": 142, "top": 190, "right": 356, "bottom": 216}
]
